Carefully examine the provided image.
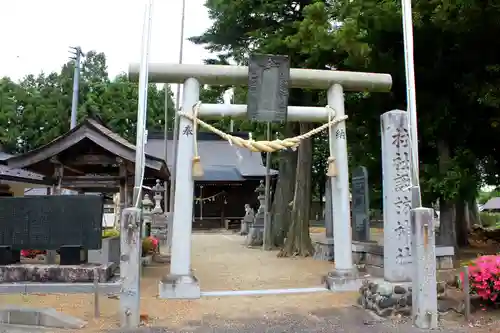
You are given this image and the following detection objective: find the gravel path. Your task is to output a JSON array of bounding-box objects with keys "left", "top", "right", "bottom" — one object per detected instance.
[
  {"left": 107, "top": 306, "right": 473, "bottom": 333},
  {"left": 0, "top": 231, "right": 484, "bottom": 332},
  {"left": 0, "top": 233, "right": 492, "bottom": 333},
  {"left": 0, "top": 232, "right": 354, "bottom": 332}
]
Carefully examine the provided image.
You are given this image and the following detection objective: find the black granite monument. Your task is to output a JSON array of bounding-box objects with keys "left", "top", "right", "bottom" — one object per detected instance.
[{"left": 0, "top": 195, "right": 103, "bottom": 265}]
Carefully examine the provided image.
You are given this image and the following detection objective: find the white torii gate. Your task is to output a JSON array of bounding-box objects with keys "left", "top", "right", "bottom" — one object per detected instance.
[{"left": 128, "top": 62, "right": 392, "bottom": 299}]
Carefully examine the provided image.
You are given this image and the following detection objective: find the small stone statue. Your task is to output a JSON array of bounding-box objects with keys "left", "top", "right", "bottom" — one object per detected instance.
[{"left": 241, "top": 204, "right": 255, "bottom": 235}]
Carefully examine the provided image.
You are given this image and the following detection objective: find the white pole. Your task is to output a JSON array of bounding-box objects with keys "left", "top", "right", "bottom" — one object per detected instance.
[
  {"left": 133, "top": 0, "right": 153, "bottom": 206},
  {"left": 163, "top": 84, "right": 169, "bottom": 210},
  {"left": 169, "top": 0, "right": 187, "bottom": 211},
  {"left": 200, "top": 185, "right": 203, "bottom": 220},
  {"left": 327, "top": 84, "right": 354, "bottom": 273},
  {"left": 228, "top": 88, "right": 235, "bottom": 131},
  {"left": 169, "top": 77, "right": 199, "bottom": 276},
  {"left": 69, "top": 47, "right": 83, "bottom": 130},
  {"left": 263, "top": 122, "right": 272, "bottom": 250},
  {"left": 401, "top": 0, "right": 421, "bottom": 208}
]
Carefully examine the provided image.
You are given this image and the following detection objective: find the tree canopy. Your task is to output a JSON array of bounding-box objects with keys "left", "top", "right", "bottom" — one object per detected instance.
[
  {"left": 191, "top": 0, "right": 500, "bottom": 249},
  {"left": 0, "top": 51, "right": 176, "bottom": 154}
]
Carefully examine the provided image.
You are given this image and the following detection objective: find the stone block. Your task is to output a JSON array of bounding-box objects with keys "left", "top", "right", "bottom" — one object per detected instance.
[
  {"left": 358, "top": 278, "right": 447, "bottom": 319},
  {"left": 0, "top": 307, "right": 86, "bottom": 329},
  {"left": 325, "top": 268, "right": 363, "bottom": 292},
  {"left": 158, "top": 274, "right": 200, "bottom": 299},
  {"left": 437, "top": 255, "right": 454, "bottom": 270},
  {"left": 88, "top": 236, "right": 120, "bottom": 266},
  {"left": 0, "top": 263, "right": 115, "bottom": 283},
  {"left": 313, "top": 239, "right": 334, "bottom": 261},
  {"left": 365, "top": 253, "right": 384, "bottom": 267}
]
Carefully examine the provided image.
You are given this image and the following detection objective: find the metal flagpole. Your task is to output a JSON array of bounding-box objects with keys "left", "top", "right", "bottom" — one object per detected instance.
[
  {"left": 69, "top": 46, "right": 83, "bottom": 130},
  {"left": 133, "top": 0, "right": 154, "bottom": 206},
  {"left": 164, "top": 84, "right": 169, "bottom": 209},
  {"left": 401, "top": 1, "right": 438, "bottom": 329},
  {"left": 169, "top": 0, "right": 187, "bottom": 211},
  {"left": 401, "top": 0, "right": 421, "bottom": 208}
]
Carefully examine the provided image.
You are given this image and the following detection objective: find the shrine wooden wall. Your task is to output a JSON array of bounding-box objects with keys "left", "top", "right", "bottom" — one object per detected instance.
[{"left": 192, "top": 179, "right": 264, "bottom": 230}]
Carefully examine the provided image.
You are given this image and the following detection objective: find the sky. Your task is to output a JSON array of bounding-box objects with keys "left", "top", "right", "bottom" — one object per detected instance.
[{"left": 0, "top": 0, "right": 213, "bottom": 82}]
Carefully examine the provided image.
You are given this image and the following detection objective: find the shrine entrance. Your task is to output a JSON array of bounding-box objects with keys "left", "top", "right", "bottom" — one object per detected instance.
[{"left": 128, "top": 54, "right": 392, "bottom": 302}]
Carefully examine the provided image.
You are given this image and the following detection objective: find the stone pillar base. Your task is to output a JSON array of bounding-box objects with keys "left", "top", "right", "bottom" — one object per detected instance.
[
  {"left": 45, "top": 250, "right": 57, "bottom": 264},
  {"left": 158, "top": 274, "right": 200, "bottom": 299},
  {"left": 153, "top": 253, "right": 171, "bottom": 263},
  {"left": 313, "top": 238, "right": 334, "bottom": 261},
  {"left": 324, "top": 267, "right": 363, "bottom": 292},
  {"left": 358, "top": 279, "right": 446, "bottom": 318}
]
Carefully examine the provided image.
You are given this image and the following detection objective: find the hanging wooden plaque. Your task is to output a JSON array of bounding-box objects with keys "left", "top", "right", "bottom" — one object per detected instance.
[{"left": 247, "top": 54, "right": 290, "bottom": 123}]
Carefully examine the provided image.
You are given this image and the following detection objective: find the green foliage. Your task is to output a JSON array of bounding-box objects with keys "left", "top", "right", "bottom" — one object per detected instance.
[
  {"left": 190, "top": 0, "right": 500, "bottom": 212},
  {"left": 0, "top": 51, "right": 175, "bottom": 153},
  {"left": 102, "top": 228, "right": 120, "bottom": 238},
  {"left": 479, "top": 212, "right": 500, "bottom": 229},
  {"left": 478, "top": 189, "right": 500, "bottom": 205}
]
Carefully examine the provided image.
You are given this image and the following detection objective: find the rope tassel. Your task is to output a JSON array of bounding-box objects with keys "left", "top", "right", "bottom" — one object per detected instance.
[
  {"left": 326, "top": 105, "right": 338, "bottom": 178},
  {"left": 192, "top": 101, "right": 204, "bottom": 178},
  {"left": 179, "top": 102, "right": 348, "bottom": 178},
  {"left": 326, "top": 157, "right": 338, "bottom": 177}
]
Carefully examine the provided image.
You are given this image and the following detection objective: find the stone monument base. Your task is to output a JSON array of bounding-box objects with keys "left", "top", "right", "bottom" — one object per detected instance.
[
  {"left": 158, "top": 274, "right": 201, "bottom": 299},
  {"left": 0, "top": 262, "right": 116, "bottom": 283},
  {"left": 313, "top": 238, "right": 334, "bottom": 261},
  {"left": 245, "top": 225, "right": 263, "bottom": 247},
  {"left": 324, "top": 267, "right": 364, "bottom": 292},
  {"left": 358, "top": 279, "right": 446, "bottom": 317},
  {"left": 351, "top": 241, "right": 455, "bottom": 282}
]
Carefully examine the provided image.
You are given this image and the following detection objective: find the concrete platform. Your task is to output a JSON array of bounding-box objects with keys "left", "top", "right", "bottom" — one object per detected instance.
[{"left": 0, "top": 306, "right": 86, "bottom": 329}]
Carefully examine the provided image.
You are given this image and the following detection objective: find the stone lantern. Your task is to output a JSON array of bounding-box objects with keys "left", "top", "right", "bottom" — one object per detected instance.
[
  {"left": 149, "top": 179, "right": 169, "bottom": 255},
  {"left": 141, "top": 194, "right": 154, "bottom": 238},
  {"left": 245, "top": 180, "right": 266, "bottom": 246},
  {"left": 151, "top": 179, "right": 165, "bottom": 214}
]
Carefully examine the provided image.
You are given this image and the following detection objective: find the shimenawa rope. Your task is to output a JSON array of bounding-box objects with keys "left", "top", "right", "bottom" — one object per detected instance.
[{"left": 179, "top": 102, "right": 347, "bottom": 178}]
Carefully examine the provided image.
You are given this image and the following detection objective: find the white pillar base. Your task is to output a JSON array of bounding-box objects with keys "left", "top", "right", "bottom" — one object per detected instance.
[
  {"left": 158, "top": 274, "right": 200, "bottom": 299},
  {"left": 324, "top": 267, "right": 363, "bottom": 292}
]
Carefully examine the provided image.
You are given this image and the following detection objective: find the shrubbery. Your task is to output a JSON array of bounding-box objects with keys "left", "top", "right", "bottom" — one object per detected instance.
[
  {"left": 102, "top": 228, "right": 120, "bottom": 238},
  {"left": 460, "top": 255, "right": 500, "bottom": 303},
  {"left": 479, "top": 212, "right": 500, "bottom": 229},
  {"left": 142, "top": 236, "right": 159, "bottom": 256}
]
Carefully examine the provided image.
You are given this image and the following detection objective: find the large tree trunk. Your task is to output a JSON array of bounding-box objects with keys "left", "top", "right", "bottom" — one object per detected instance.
[
  {"left": 271, "top": 124, "right": 298, "bottom": 247},
  {"left": 455, "top": 199, "right": 469, "bottom": 247},
  {"left": 436, "top": 140, "right": 457, "bottom": 248},
  {"left": 278, "top": 123, "right": 314, "bottom": 257},
  {"left": 468, "top": 198, "right": 481, "bottom": 226}
]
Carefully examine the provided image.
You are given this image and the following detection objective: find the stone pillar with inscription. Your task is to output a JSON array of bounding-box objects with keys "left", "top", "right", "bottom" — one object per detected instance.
[
  {"left": 381, "top": 110, "right": 412, "bottom": 282},
  {"left": 351, "top": 166, "right": 370, "bottom": 242},
  {"left": 313, "top": 179, "right": 334, "bottom": 261}
]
